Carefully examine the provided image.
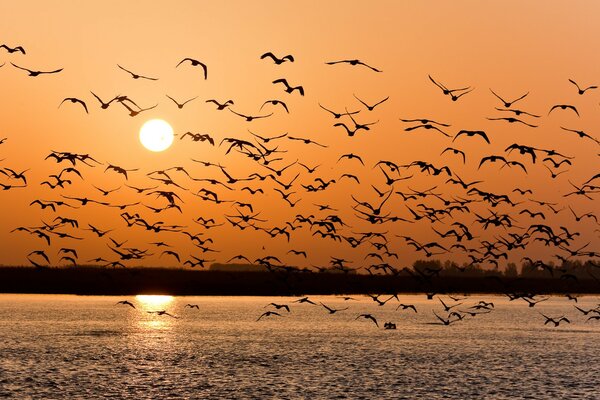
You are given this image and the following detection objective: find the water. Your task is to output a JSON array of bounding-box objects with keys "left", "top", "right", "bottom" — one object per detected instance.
[{"left": 0, "top": 294, "right": 599, "bottom": 399}]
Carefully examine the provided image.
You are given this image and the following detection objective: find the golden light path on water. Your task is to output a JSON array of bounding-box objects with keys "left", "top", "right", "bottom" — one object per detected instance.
[{"left": 135, "top": 295, "right": 176, "bottom": 330}]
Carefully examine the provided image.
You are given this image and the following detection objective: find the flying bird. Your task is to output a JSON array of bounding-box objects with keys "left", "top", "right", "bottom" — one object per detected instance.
[
  {"left": 260, "top": 52, "right": 294, "bottom": 64},
  {"left": 176, "top": 58, "right": 208, "bottom": 79},
  {"left": 549, "top": 104, "right": 579, "bottom": 117},
  {"left": 0, "top": 44, "right": 25, "bottom": 54},
  {"left": 353, "top": 94, "right": 389, "bottom": 111},
  {"left": 59, "top": 98, "right": 88, "bottom": 113},
  {"left": 489, "top": 89, "right": 529, "bottom": 108},
  {"left": 11, "top": 62, "right": 63, "bottom": 76},
  {"left": 117, "top": 64, "right": 158, "bottom": 80},
  {"left": 166, "top": 94, "right": 198, "bottom": 109},
  {"left": 272, "top": 78, "right": 304, "bottom": 96},
  {"left": 326, "top": 59, "right": 382, "bottom": 72},
  {"left": 568, "top": 78, "right": 597, "bottom": 95}
]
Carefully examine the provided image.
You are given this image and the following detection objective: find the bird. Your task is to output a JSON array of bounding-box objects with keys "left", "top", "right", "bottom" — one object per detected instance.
[
  {"left": 256, "top": 311, "right": 282, "bottom": 321},
  {"left": 489, "top": 89, "right": 529, "bottom": 108},
  {"left": 356, "top": 314, "right": 379, "bottom": 327},
  {"left": 176, "top": 58, "right": 208, "bottom": 79},
  {"left": 265, "top": 303, "right": 290, "bottom": 312},
  {"left": 440, "top": 147, "right": 466, "bottom": 163},
  {"left": 11, "top": 62, "right": 63, "bottom": 76},
  {"left": 396, "top": 304, "right": 417, "bottom": 313},
  {"left": 453, "top": 129, "right": 490, "bottom": 144},
  {"left": 540, "top": 313, "right": 570, "bottom": 327},
  {"left": 293, "top": 297, "right": 317, "bottom": 305},
  {"left": 260, "top": 99, "right": 289, "bottom": 113},
  {"left": 185, "top": 304, "right": 200, "bottom": 309},
  {"left": 206, "top": 99, "right": 234, "bottom": 110},
  {"left": 0, "top": 44, "right": 25, "bottom": 54},
  {"left": 59, "top": 97, "right": 88, "bottom": 113},
  {"left": 549, "top": 104, "right": 579, "bottom": 117},
  {"left": 148, "top": 310, "right": 178, "bottom": 318},
  {"left": 320, "top": 303, "right": 348, "bottom": 314},
  {"left": 229, "top": 109, "right": 273, "bottom": 122},
  {"left": 428, "top": 75, "right": 471, "bottom": 96},
  {"left": 353, "top": 94, "right": 389, "bottom": 111},
  {"left": 326, "top": 59, "right": 382, "bottom": 72},
  {"left": 319, "top": 103, "right": 360, "bottom": 119},
  {"left": 568, "top": 78, "right": 597, "bottom": 95},
  {"left": 260, "top": 52, "right": 294, "bottom": 64},
  {"left": 272, "top": 78, "right": 304, "bottom": 96},
  {"left": 559, "top": 127, "right": 599, "bottom": 144},
  {"left": 90, "top": 91, "right": 119, "bottom": 109},
  {"left": 116, "top": 300, "right": 136, "bottom": 309},
  {"left": 166, "top": 94, "right": 198, "bottom": 109},
  {"left": 105, "top": 164, "right": 138, "bottom": 180},
  {"left": 117, "top": 64, "right": 158, "bottom": 80}
]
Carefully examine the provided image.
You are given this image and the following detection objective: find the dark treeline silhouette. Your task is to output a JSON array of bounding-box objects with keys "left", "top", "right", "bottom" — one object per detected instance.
[{"left": 0, "top": 258, "right": 597, "bottom": 295}]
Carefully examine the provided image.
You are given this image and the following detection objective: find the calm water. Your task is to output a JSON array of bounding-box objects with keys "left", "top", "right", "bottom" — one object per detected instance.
[{"left": 0, "top": 294, "right": 599, "bottom": 399}]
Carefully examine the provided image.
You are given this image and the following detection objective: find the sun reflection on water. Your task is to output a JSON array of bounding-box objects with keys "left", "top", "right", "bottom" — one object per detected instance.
[
  {"left": 136, "top": 295, "right": 174, "bottom": 309},
  {"left": 135, "top": 295, "right": 176, "bottom": 330}
]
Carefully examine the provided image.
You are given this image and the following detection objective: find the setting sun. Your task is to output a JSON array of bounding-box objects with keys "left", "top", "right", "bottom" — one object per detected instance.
[{"left": 139, "top": 119, "right": 174, "bottom": 152}]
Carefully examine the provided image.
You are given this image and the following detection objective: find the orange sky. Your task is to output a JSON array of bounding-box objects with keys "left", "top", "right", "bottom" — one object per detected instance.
[{"left": 0, "top": 1, "right": 598, "bottom": 269}]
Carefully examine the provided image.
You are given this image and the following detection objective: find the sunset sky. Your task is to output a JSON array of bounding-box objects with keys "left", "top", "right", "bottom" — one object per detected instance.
[{"left": 0, "top": 1, "right": 598, "bottom": 269}]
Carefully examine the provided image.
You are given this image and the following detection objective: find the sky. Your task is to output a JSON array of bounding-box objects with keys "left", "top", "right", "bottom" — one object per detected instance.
[{"left": 0, "top": 1, "right": 598, "bottom": 270}]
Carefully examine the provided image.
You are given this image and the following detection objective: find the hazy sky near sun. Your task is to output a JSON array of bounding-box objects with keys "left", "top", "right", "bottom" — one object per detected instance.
[{"left": 0, "top": 1, "right": 598, "bottom": 268}]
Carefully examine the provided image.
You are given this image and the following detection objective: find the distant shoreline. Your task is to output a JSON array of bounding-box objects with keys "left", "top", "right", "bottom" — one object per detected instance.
[{"left": 0, "top": 266, "right": 598, "bottom": 296}]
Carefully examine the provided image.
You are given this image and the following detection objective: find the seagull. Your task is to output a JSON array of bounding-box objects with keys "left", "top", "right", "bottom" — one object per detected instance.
[
  {"left": 59, "top": 97, "right": 88, "bottom": 113},
  {"left": 320, "top": 302, "right": 348, "bottom": 314},
  {"left": 0, "top": 44, "right": 25, "bottom": 54},
  {"left": 265, "top": 303, "right": 290, "bottom": 312},
  {"left": 11, "top": 62, "right": 63, "bottom": 76},
  {"left": 166, "top": 94, "right": 198, "bottom": 109},
  {"left": 148, "top": 310, "right": 179, "bottom": 318},
  {"left": 117, "top": 64, "right": 158, "bottom": 80},
  {"left": 568, "top": 78, "right": 597, "bottom": 95},
  {"left": 356, "top": 314, "right": 379, "bottom": 327},
  {"left": 326, "top": 59, "right": 382, "bottom": 72},
  {"left": 176, "top": 58, "right": 208, "bottom": 79},
  {"left": 260, "top": 52, "right": 294, "bottom": 64},
  {"left": 116, "top": 300, "right": 136, "bottom": 309},
  {"left": 272, "top": 78, "right": 304, "bottom": 96},
  {"left": 256, "top": 311, "right": 282, "bottom": 321}
]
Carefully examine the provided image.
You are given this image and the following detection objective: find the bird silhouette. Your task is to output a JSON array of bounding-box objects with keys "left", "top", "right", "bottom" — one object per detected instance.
[
  {"left": 260, "top": 52, "right": 294, "bottom": 64},
  {"left": 59, "top": 98, "right": 88, "bottom": 113},
  {"left": 116, "top": 300, "right": 136, "bottom": 309},
  {"left": 326, "top": 59, "right": 382, "bottom": 72},
  {"left": 117, "top": 64, "right": 158, "bottom": 80},
  {"left": 568, "top": 78, "right": 597, "bottom": 95},
  {"left": 176, "top": 58, "right": 208, "bottom": 79},
  {"left": 11, "top": 62, "right": 62, "bottom": 76},
  {"left": 166, "top": 94, "right": 198, "bottom": 109},
  {"left": 489, "top": 89, "right": 529, "bottom": 108},
  {"left": 272, "top": 78, "right": 304, "bottom": 96},
  {"left": 0, "top": 44, "right": 25, "bottom": 54},
  {"left": 356, "top": 314, "right": 379, "bottom": 327}
]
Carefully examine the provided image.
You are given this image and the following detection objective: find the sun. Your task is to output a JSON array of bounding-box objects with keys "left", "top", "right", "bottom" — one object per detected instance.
[{"left": 139, "top": 119, "right": 174, "bottom": 152}]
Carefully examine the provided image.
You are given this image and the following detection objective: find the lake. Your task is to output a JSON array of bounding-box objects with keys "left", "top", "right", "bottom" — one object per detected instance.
[{"left": 0, "top": 294, "right": 599, "bottom": 399}]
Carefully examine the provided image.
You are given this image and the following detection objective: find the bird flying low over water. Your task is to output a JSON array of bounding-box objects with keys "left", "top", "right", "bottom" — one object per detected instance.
[{"left": 116, "top": 300, "right": 135, "bottom": 309}]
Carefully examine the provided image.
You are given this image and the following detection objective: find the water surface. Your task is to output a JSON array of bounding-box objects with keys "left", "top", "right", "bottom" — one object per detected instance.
[{"left": 0, "top": 294, "right": 599, "bottom": 399}]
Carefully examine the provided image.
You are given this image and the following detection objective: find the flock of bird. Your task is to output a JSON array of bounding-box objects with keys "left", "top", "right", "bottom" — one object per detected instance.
[
  {"left": 1, "top": 43, "right": 599, "bottom": 322},
  {"left": 112, "top": 293, "right": 600, "bottom": 329}
]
